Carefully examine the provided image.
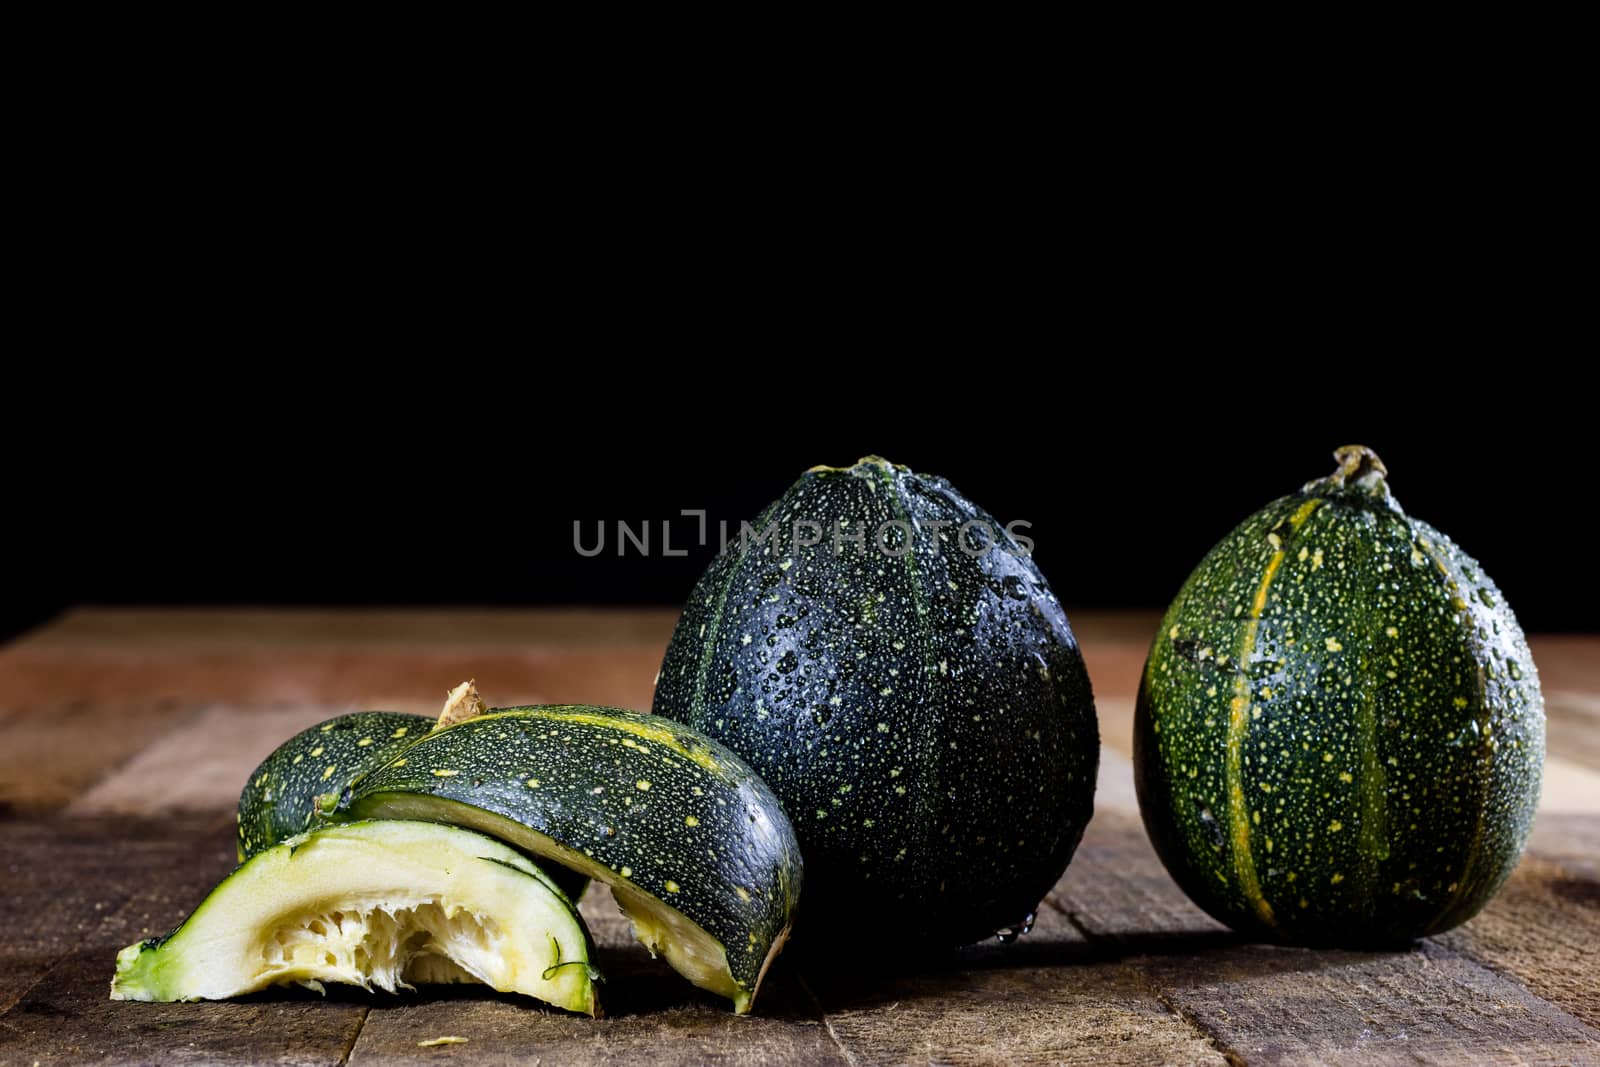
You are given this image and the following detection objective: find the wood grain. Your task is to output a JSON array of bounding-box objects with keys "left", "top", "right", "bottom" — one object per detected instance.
[
  {"left": 0, "top": 815, "right": 221, "bottom": 1014},
  {"left": 1065, "top": 753, "right": 1600, "bottom": 1065},
  {"left": 1136, "top": 941, "right": 1600, "bottom": 1066},
  {"left": 67, "top": 706, "right": 353, "bottom": 816},
  {"left": 1, "top": 608, "right": 1597, "bottom": 1066},
  {"left": 0, "top": 816, "right": 372, "bottom": 1066},
  {"left": 804, "top": 902, "right": 1230, "bottom": 1067},
  {"left": 0, "top": 697, "right": 198, "bottom": 814}
]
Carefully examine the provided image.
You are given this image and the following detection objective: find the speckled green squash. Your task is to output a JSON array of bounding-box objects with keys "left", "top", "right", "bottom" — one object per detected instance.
[
  {"left": 236, "top": 711, "right": 430, "bottom": 860},
  {"left": 323, "top": 705, "right": 802, "bottom": 1014},
  {"left": 1134, "top": 446, "right": 1544, "bottom": 945},
  {"left": 651, "top": 456, "right": 1098, "bottom": 949}
]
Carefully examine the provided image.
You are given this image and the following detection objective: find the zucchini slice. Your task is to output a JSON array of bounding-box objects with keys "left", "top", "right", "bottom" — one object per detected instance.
[
  {"left": 326, "top": 706, "right": 802, "bottom": 1014},
  {"left": 111, "top": 820, "right": 599, "bottom": 1015},
  {"left": 237, "top": 711, "right": 432, "bottom": 860}
]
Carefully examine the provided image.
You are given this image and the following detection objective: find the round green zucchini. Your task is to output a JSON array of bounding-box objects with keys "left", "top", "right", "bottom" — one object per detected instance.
[
  {"left": 651, "top": 456, "right": 1098, "bottom": 949},
  {"left": 1134, "top": 445, "right": 1544, "bottom": 944}
]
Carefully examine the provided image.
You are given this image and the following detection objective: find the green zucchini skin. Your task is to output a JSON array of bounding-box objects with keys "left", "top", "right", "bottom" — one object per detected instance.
[
  {"left": 236, "top": 712, "right": 431, "bottom": 860},
  {"left": 326, "top": 705, "right": 802, "bottom": 1012},
  {"left": 1134, "top": 446, "right": 1544, "bottom": 945},
  {"left": 651, "top": 457, "right": 1098, "bottom": 948}
]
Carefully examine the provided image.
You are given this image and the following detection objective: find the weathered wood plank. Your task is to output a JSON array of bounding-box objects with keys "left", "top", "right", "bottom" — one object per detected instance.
[
  {"left": 20, "top": 608, "right": 681, "bottom": 651},
  {"left": 1540, "top": 757, "right": 1600, "bottom": 815},
  {"left": 0, "top": 816, "right": 217, "bottom": 1013},
  {"left": 2, "top": 611, "right": 1597, "bottom": 1066},
  {"left": 1058, "top": 775, "right": 1600, "bottom": 1065},
  {"left": 67, "top": 706, "right": 342, "bottom": 816},
  {"left": 1444, "top": 853, "right": 1600, "bottom": 1031},
  {"left": 1052, "top": 811, "right": 1233, "bottom": 945},
  {"left": 1062, "top": 749, "right": 1231, "bottom": 942},
  {"left": 2, "top": 954, "right": 371, "bottom": 1067},
  {"left": 805, "top": 902, "right": 1227, "bottom": 1067},
  {"left": 811, "top": 961, "right": 1229, "bottom": 1067},
  {"left": 0, "top": 647, "right": 664, "bottom": 724},
  {"left": 1546, "top": 689, "right": 1600, "bottom": 771},
  {"left": 0, "top": 698, "right": 199, "bottom": 814},
  {"left": 348, "top": 889, "right": 843, "bottom": 1066},
  {"left": 1442, "top": 814, "right": 1600, "bottom": 1028},
  {"left": 345, "top": 968, "right": 843, "bottom": 1067},
  {"left": 1135, "top": 942, "right": 1600, "bottom": 1066},
  {"left": 1528, "top": 812, "right": 1600, "bottom": 885},
  {"left": 0, "top": 818, "right": 369, "bottom": 1067}
]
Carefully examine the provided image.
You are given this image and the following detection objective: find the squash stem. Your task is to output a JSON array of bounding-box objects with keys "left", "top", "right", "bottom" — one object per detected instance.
[{"left": 1304, "top": 445, "right": 1395, "bottom": 504}]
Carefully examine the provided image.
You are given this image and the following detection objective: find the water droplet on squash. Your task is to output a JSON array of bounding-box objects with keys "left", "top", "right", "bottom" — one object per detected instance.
[{"left": 1194, "top": 799, "right": 1224, "bottom": 850}]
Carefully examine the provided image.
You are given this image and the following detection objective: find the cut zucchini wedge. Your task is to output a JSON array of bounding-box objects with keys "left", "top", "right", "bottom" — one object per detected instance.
[
  {"left": 327, "top": 706, "right": 803, "bottom": 1014},
  {"left": 236, "top": 711, "right": 432, "bottom": 860},
  {"left": 111, "top": 820, "right": 599, "bottom": 1015}
]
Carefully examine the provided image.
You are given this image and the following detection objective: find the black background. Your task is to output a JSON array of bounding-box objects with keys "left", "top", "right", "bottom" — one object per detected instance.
[
  {"left": 9, "top": 397, "right": 1587, "bottom": 643},
  {"left": 10, "top": 52, "right": 1589, "bottom": 645}
]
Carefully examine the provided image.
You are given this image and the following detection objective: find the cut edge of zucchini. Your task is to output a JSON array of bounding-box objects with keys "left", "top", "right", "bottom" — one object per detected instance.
[
  {"left": 347, "top": 793, "right": 781, "bottom": 1013},
  {"left": 110, "top": 819, "right": 599, "bottom": 1016}
]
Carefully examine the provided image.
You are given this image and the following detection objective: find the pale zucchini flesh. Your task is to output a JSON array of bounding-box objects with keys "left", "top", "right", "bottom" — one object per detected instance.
[
  {"left": 110, "top": 820, "right": 599, "bottom": 1015},
  {"left": 329, "top": 706, "right": 804, "bottom": 1015},
  {"left": 347, "top": 793, "right": 757, "bottom": 1010}
]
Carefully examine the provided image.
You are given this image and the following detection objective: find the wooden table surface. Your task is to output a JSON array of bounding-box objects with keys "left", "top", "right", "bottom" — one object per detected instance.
[{"left": 1, "top": 609, "right": 1596, "bottom": 1066}]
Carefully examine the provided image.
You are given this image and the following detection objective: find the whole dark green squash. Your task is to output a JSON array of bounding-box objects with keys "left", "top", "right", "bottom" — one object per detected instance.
[
  {"left": 1134, "top": 445, "right": 1544, "bottom": 944},
  {"left": 652, "top": 456, "right": 1098, "bottom": 948}
]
